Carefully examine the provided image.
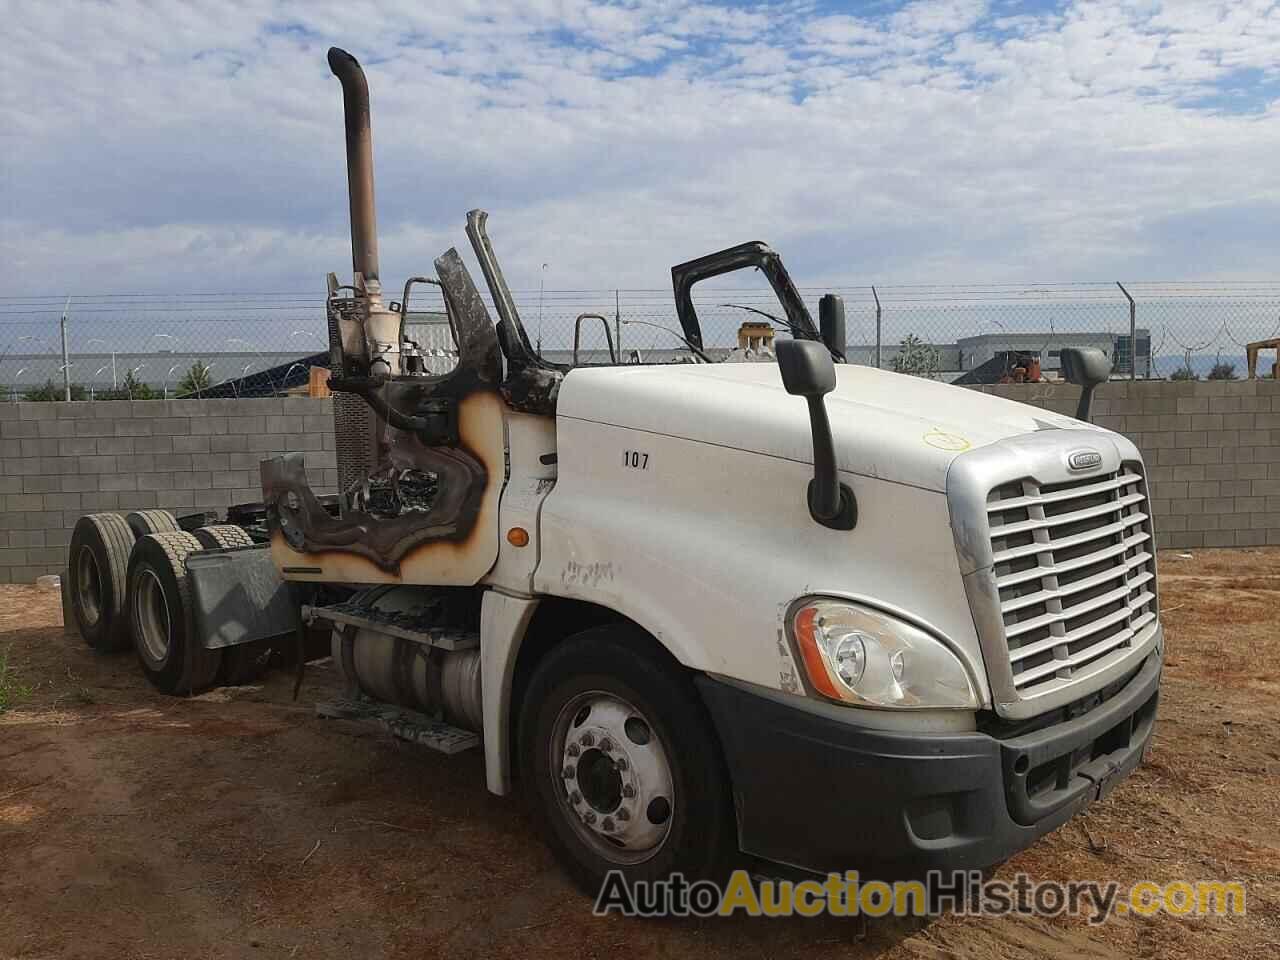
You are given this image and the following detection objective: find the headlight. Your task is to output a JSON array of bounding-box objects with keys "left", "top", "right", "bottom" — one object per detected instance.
[{"left": 789, "top": 599, "right": 978, "bottom": 709}]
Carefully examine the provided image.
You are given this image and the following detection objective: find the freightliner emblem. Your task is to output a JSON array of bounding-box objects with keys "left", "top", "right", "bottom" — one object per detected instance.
[{"left": 1068, "top": 450, "right": 1103, "bottom": 471}]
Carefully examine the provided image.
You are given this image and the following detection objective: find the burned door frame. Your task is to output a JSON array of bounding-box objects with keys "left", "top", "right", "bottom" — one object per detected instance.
[{"left": 263, "top": 248, "right": 508, "bottom": 582}]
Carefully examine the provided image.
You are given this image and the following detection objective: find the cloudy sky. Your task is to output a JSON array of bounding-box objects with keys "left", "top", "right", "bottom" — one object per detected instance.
[{"left": 3, "top": 0, "right": 1279, "bottom": 296}]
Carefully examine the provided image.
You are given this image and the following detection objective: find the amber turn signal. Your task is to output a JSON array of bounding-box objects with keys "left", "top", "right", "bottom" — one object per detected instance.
[{"left": 507, "top": 527, "right": 530, "bottom": 547}]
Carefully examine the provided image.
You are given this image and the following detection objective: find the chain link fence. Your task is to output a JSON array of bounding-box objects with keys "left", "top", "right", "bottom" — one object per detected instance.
[{"left": 2, "top": 282, "right": 1278, "bottom": 398}]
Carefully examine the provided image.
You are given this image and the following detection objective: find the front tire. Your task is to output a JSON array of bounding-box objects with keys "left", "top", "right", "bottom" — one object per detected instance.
[{"left": 518, "top": 625, "right": 736, "bottom": 895}]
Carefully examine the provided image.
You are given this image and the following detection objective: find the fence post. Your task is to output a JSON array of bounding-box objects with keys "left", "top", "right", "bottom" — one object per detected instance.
[
  {"left": 872, "top": 285, "right": 882, "bottom": 369},
  {"left": 60, "top": 294, "right": 72, "bottom": 401},
  {"left": 615, "top": 289, "right": 621, "bottom": 360},
  {"left": 1116, "top": 281, "right": 1135, "bottom": 380}
]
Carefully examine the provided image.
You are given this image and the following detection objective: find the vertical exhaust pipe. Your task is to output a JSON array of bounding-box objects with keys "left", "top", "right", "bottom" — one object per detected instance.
[{"left": 328, "top": 47, "right": 379, "bottom": 285}]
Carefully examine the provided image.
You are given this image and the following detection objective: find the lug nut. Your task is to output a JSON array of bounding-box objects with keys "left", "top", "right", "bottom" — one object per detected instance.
[
  {"left": 617, "top": 809, "right": 630, "bottom": 821},
  {"left": 599, "top": 737, "right": 613, "bottom": 752},
  {"left": 569, "top": 791, "right": 581, "bottom": 805},
  {"left": 615, "top": 756, "right": 628, "bottom": 771},
  {"left": 567, "top": 744, "right": 580, "bottom": 758},
  {"left": 622, "top": 784, "right": 636, "bottom": 799},
  {"left": 581, "top": 733, "right": 595, "bottom": 747},
  {"left": 584, "top": 811, "right": 596, "bottom": 825},
  {"left": 602, "top": 817, "right": 615, "bottom": 832},
  {"left": 562, "top": 765, "right": 575, "bottom": 779}
]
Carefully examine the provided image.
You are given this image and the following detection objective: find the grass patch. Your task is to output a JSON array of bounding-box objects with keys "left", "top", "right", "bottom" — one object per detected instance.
[{"left": 0, "top": 645, "right": 32, "bottom": 714}]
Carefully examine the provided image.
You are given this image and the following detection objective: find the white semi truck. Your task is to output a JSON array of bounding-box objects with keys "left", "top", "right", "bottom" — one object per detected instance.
[{"left": 65, "top": 47, "right": 1162, "bottom": 892}]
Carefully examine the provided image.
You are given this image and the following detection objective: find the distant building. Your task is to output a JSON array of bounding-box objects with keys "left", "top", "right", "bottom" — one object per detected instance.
[{"left": 953, "top": 329, "right": 1151, "bottom": 378}]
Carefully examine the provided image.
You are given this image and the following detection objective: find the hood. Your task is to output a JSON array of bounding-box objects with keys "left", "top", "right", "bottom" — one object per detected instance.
[{"left": 556, "top": 362, "right": 1104, "bottom": 492}]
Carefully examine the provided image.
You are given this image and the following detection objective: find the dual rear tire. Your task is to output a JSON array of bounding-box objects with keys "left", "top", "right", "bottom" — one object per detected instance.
[
  {"left": 68, "top": 511, "right": 227, "bottom": 695},
  {"left": 68, "top": 513, "right": 135, "bottom": 651},
  {"left": 126, "top": 531, "right": 223, "bottom": 695}
]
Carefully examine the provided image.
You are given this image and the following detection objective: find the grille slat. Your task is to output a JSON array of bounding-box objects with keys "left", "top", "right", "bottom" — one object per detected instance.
[
  {"left": 986, "top": 462, "right": 1158, "bottom": 697},
  {"left": 990, "top": 491, "right": 1146, "bottom": 538},
  {"left": 995, "top": 537, "right": 1150, "bottom": 590},
  {"left": 1001, "top": 555, "right": 1152, "bottom": 614},
  {"left": 1005, "top": 576, "right": 1150, "bottom": 641},
  {"left": 1011, "top": 629, "right": 1137, "bottom": 686},
  {"left": 986, "top": 471, "right": 1144, "bottom": 513},
  {"left": 992, "top": 511, "right": 1149, "bottom": 565}
]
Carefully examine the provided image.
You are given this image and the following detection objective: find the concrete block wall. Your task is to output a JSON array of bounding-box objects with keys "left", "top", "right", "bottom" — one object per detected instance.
[
  {"left": 2, "top": 382, "right": 1276, "bottom": 581},
  {"left": 0, "top": 398, "right": 336, "bottom": 583},
  {"left": 968, "top": 379, "right": 1280, "bottom": 550}
]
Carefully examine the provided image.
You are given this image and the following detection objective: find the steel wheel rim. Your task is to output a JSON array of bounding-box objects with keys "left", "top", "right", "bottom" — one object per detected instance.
[
  {"left": 550, "top": 690, "right": 675, "bottom": 865},
  {"left": 133, "top": 568, "right": 171, "bottom": 666},
  {"left": 76, "top": 546, "right": 102, "bottom": 626}
]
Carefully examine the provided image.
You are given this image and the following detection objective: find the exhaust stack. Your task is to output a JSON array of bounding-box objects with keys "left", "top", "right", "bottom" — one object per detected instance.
[
  {"left": 328, "top": 47, "right": 380, "bottom": 286},
  {"left": 328, "top": 47, "right": 399, "bottom": 375}
]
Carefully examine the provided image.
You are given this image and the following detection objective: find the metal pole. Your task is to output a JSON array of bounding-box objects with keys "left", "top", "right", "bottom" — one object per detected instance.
[
  {"left": 614, "top": 289, "right": 621, "bottom": 360},
  {"left": 1116, "top": 281, "right": 1135, "bottom": 380},
  {"left": 60, "top": 295, "right": 72, "bottom": 400},
  {"left": 871, "top": 285, "right": 882, "bottom": 369}
]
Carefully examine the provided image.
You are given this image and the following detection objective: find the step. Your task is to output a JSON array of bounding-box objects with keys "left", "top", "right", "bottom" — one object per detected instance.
[{"left": 316, "top": 697, "right": 480, "bottom": 754}]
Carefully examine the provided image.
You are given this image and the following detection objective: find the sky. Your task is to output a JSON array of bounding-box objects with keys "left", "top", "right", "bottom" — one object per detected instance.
[{"left": 3, "top": 0, "right": 1280, "bottom": 297}]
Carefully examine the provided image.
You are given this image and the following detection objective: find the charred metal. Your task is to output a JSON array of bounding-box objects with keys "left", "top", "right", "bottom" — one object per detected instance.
[{"left": 267, "top": 46, "right": 820, "bottom": 573}]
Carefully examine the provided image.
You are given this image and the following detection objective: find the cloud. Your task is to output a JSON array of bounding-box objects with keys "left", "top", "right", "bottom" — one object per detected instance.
[{"left": 2, "top": 0, "right": 1279, "bottom": 300}]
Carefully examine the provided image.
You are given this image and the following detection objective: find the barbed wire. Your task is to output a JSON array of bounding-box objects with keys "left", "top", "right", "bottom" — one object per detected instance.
[{"left": 0, "top": 282, "right": 1277, "bottom": 395}]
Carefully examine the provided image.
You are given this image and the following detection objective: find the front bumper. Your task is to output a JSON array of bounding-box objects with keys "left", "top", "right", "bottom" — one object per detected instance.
[{"left": 697, "top": 644, "right": 1161, "bottom": 879}]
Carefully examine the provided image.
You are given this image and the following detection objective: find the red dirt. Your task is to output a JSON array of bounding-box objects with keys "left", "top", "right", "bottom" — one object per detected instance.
[{"left": 2, "top": 548, "right": 1278, "bottom": 959}]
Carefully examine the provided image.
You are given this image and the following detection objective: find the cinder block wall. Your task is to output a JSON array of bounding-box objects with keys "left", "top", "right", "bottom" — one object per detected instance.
[
  {"left": 967, "top": 379, "right": 1280, "bottom": 550},
  {"left": 0, "top": 398, "right": 336, "bottom": 583},
  {"left": 2, "top": 382, "right": 1277, "bottom": 581}
]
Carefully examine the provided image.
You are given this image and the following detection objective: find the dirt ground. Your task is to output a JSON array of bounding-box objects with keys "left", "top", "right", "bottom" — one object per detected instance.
[{"left": 1, "top": 549, "right": 1278, "bottom": 960}]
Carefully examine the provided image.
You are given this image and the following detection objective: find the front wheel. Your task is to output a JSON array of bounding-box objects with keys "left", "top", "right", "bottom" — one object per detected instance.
[{"left": 518, "top": 625, "right": 736, "bottom": 894}]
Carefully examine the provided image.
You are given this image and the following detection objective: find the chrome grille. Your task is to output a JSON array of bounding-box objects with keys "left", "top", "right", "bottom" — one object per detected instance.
[{"left": 985, "top": 463, "right": 1157, "bottom": 696}]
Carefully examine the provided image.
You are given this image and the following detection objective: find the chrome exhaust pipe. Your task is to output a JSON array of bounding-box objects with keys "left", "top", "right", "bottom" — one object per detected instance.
[{"left": 328, "top": 47, "right": 379, "bottom": 286}]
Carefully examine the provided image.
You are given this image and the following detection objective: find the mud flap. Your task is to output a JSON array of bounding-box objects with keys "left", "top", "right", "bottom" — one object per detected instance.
[{"left": 186, "top": 544, "right": 300, "bottom": 650}]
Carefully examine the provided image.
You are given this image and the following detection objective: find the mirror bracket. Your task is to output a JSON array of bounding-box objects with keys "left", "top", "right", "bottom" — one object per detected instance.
[{"left": 810, "top": 479, "right": 857, "bottom": 530}]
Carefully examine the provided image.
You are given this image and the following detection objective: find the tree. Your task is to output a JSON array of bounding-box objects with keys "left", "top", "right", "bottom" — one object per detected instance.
[
  {"left": 101, "top": 369, "right": 157, "bottom": 400},
  {"left": 22, "top": 378, "right": 88, "bottom": 401},
  {"left": 892, "top": 334, "right": 941, "bottom": 379},
  {"left": 1208, "top": 360, "right": 1237, "bottom": 380},
  {"left": 1169, "top": 365, "right": 1199, "bottom": 381},
  {"left": 176, "top": 360, "right": 213, "bottom": 396}
]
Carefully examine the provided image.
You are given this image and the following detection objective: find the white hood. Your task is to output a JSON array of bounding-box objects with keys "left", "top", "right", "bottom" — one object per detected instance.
[{"left": 557, "top": 362, "right": 1103, "bottom": 492}]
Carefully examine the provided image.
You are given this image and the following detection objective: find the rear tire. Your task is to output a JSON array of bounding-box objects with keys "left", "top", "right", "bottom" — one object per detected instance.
[
  {"left": 517, "top": 624, "right": 736, "bottom": 895},
  {"left": 192, "top": 524, "right": 254, "bottom": 550},
  {"left": 68, "top": 513, "right": 135, "bottom": 652},
  {"left": 126, "top": 509, "right": 179, "bottom": 540},
  {"left": 126, "top": 531, "right": 222, "bottom": 695}
]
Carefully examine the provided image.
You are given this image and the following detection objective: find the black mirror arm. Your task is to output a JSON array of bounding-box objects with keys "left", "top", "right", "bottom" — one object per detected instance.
[
  {"left": 804, "top": 396, "right": 857, "bottom": 531},
  {"left": 1076, "top": 382, "right": 1098, "bottom": 422}
]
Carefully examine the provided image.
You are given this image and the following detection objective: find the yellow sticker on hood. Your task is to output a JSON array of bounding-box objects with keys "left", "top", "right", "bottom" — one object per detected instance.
[{"left": 923, "top": 429, "right": 971, "bottom": 452}]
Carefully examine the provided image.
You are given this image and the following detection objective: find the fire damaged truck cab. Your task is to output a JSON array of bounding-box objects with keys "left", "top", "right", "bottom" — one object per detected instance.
[{"left": 107, "top": 47, "right": 1168, "bottom": 893}]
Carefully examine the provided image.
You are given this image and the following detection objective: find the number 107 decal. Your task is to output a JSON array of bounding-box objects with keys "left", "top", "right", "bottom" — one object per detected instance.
[{"left": 623, "top": 450, "right": 650, "bottom": 470}]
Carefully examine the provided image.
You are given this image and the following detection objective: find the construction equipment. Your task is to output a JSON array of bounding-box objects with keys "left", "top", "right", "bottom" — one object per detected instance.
[{"left": 64, "top": 47, "right": 1164, "bottom": 890}]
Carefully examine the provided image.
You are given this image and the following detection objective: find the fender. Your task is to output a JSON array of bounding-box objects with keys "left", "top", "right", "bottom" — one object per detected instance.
[{"left": 480, "top": 589, "right": 539, "bottom": 794}]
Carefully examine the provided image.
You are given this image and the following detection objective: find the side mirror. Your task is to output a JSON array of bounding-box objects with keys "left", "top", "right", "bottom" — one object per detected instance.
[
  {"left": 819, "top": 294, "right": 846, "bottom": 362},
  {"left": 776, "top": 340, "right": 856, "bottom": 531},
  {"left": 1060, "top": 347, "right": 1111, "bottom": 422}
]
